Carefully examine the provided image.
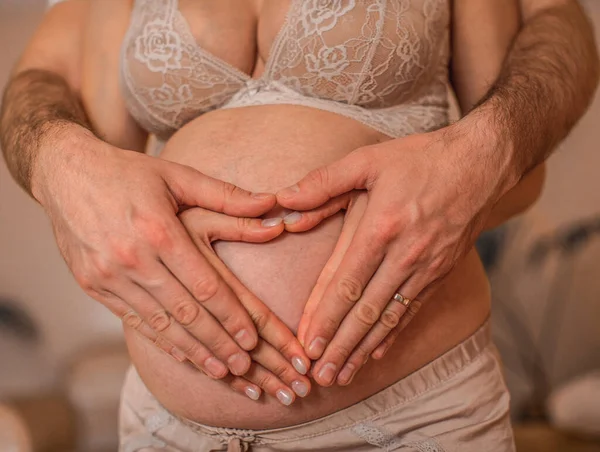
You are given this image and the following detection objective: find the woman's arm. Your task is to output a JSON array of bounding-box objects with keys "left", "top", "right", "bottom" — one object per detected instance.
[{"left": 451, "top": 0, "right": 545, "bottom": 231}]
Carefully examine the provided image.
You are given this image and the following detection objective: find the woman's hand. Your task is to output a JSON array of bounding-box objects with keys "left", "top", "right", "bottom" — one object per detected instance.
[
  {"left": 35, "top": 125, "right": 280, "bottom": 380},
  {"left": 177, "top": 207, "right": 312, "bottom": 405},
  {"left": 277, "top": 124, "right": 511, "bottom": 387}
]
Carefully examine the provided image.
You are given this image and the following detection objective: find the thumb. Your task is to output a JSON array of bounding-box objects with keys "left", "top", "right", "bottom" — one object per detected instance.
[
  {"left": 163, "top": 161, "right": 277, "bottom": 217},
  {"left": 276, "top": 149, "right": 372, "bottom": 210},
  {"left": 180, "top": 208, "right": 285, "bottom": 245}
]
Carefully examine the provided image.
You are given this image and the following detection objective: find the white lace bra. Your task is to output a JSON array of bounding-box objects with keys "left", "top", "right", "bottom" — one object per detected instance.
[{"left": 120, "top": 0, "right": 451, "bottom": 140}]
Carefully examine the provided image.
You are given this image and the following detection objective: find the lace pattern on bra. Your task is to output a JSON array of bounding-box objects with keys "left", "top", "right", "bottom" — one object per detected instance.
[{"left": 120, "top": 0, "right": 450, "bottom": 140}]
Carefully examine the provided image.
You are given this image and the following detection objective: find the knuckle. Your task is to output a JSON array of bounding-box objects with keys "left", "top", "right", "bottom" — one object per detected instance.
[
  {"left": 403, "top": 246, "right": 423, "bottom": 268},
  {"left": 191, "top": 276, "right": 220, "bottom": 303},
  {"left": 330, "top": 342, "right": 354, "bottom": 360},
  {"left": 236, "top": 216, "right": 254, "bottom": 230},
  {"left": 251, "top": 309, "right": 272, "bottom": 334},
  {"left": 110, "top": 242, "right": 139, "bottom": 269},
  {"left": 277, "top": 340, "right": 294, "bottom": 358},
  {"left": 122, "top": 311, "right": 143, "bottom": 330},
  {"left": 351, "top": 345, "right": 371, "bottom": 365},
  {"left": 374, "top": 217, "right": 400, "bottom": 243},
  {"left": 336, "top": 276, "right": 363, "bottom": 305},
  {"left": 206, "top": 334, "right": 231, "bottom": 356},
  {"left": 255, "top": 373, "right": 274, "bottom": 390},
  {"left": 321, "top": 314, "right": 341, "bottom": 335},
  {"left": 74, "top": 271, "right": 95, "bottom": 292},
  {"left": 172, "top": 300, "right": 201, "bottom": 327},
  {"left": 380, "top": 308, "right": 401, "bottom": 329},
  {"left": 354, "top": 302, "right": 380, "bottom": 326},
  {"left": 139, "top": 218, "right": 173, "bottom": 250},
  {"left": 182, "top": 341, "right": 202, "bottom": 359},
  {"left": 93, "top": 258, "right": 115, "bottom": 281},
  {"left": 270, "top": 362, "right": 290, "bottom": 378},
  {"left": 147, "top": 310, "right": 172, "bottom": 332},
  {"left": 221, "top": 182, "right": 242, "bottom": 209},
  {"left": 307, "top": 167, "right": 330, "bottom": 189}
]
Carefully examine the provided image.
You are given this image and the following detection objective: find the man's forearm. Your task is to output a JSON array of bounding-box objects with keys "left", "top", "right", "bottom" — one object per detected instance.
[
  {"left": 473, "top": 1, "right": 599, "bottom": 188},
  {"left": 0, "top": 69, "right": 91, "bottom": 196}
]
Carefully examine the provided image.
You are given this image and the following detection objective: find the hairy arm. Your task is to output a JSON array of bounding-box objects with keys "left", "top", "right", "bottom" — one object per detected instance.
[
  {"left": 0, "top": 0, "right": 311, "bottom": 402},
  {"left": 0, "top": 1, "right": 91, "bottom": 197},
  {"left": 0, "top": 0, "right": 148, "bottom": 199},
  {"left": 451, "top": 0, "right": 546, "bottom": 231},
  {"left": 469, "top": 0, "right": 599, "bottom": 198}
]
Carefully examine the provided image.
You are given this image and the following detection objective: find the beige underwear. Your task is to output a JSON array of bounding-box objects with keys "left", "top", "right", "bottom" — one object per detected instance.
[{"left": 119, "top": 321, "right": 515, "bottom": 451}]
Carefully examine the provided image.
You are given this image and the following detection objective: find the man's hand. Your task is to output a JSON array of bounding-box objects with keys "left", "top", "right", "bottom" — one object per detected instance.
[
  {"left": 276, "top": 120, "right": 506, "bottom": 387},
  {"left": 178, "top": 207, "right": 312, "bottom": 404},
  {"left": 34, "top": 123, "right": 284, "bottom": 380}
]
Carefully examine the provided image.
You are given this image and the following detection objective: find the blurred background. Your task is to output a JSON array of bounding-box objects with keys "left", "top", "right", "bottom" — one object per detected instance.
[{"left": 0, "top": 0, "right": 599, "bottom": 451}]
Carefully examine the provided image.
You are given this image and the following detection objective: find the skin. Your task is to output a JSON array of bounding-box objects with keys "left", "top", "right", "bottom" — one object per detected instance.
[
  {"left": 0, "top": 0, "right": 310, "bottom": 396},
  {"left": 0, "top": 0, "right": 596, "bottom": 414},
  {"left": 278, "top": 0, "right": 599, "bottom": 386}
]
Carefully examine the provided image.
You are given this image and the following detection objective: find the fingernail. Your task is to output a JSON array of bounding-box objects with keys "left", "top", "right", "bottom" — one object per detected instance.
[
  {"left": 292, "top": 356, "right": 308, "bottom": 375},
  {"left": 372, "top": 349, "right": 384, "bottom": 359},
  {"left": 228, "top": 353, "right": 250, "bottom": 376},
  {"left": 307, "top": 337, "right": 327, "bottom": 359},
  {"left": 234, "top": 329, "right": 255, "bottom": 350},
  {"left": 171, "top": 347, "right": 186, "bottom": 362},
  {"left": 276, "top": 388, "right": 294, "bottom": 406},
  {"left": 204, "top": 357, "right": 228, "bottom": 378},
  {"left": 245, "top": 386, "right": 260, "bottom": 401},
  {"left": 291, "top": 380, "right": 308, "bottom": 397},
  {"left": 283, "top": 212, "right": 302, "bottom": 225},
  {"left": 278, "top": 185, "right": 300, "bottom": 199},
  {"left": 317, "top": 363, "right": 337, "bottom": 385},
  {"left": 261, "top": 217, "right": 283, "bottom": 227},
  {"left": 251, "top": 192, "right": 273, "bottom": 199},
  {"left": 337, "top": 363, "right": 356, "bottom": 386},
  {"left": 373, "top": 344, "right": 388, "bottom": 360}
]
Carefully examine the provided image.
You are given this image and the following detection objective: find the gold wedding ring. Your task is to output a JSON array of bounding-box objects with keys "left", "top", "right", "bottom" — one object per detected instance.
[{"left": 393, "top": 292, "right": 411, "bottom": 307}]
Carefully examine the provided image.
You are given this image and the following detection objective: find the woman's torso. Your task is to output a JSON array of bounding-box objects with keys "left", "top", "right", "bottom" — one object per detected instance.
[
  {"left": 85, "top": 0, "right": 491, "bottom": 428},
  {"left": 125, "top": 106, "right": 491, "bottom": 428}
]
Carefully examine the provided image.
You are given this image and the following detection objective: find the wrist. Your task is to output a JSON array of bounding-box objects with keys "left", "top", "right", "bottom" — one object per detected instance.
[
  {"left": 31, "top": 121, "right": 97, "bottom": 206},
  {"left": 445, "top": 102, "right": 521, "bottom": 201}
]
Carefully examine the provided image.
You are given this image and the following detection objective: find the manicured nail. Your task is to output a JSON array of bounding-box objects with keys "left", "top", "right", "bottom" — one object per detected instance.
[
  {"left": 291, "top": 380, "right": 308, "bottom": 397},
  {"left": 317, "top": 363, "right": 337, "bottom": 385},
  {"left": 234, "top": 329, "right": 255, "bottom": 350},
  {"left": 307, "top": 337, "right": 327, "bottom": 359},
  {"left": 228, "top": 353, "right": 250, "bottom": 376},
  {"left": 261, "top": 217, "right": 283, "bottom": 227},
  {"left": 292, "top": 356, "right": 308, "bottom": 375},
  {"left": 337, "top": 363, "right": 356, "bottom": 385},
  {"left": 171, "top": 347, "right": 186, "bottom": 362},
  {"left": 283, "top": 212, "right": 302, "bottom": 225},
  {"left": 245, "top": 386, "right": 260, "bottom": 401},
  {"left": 251, "top": 192, "right": 273, "bottom": 199},
  {"left": 276, "top": 388, "right": 294, "bottom": 406},
  {"left": 204, "top": 357, "right": 228, "bottom": 378},
  {"left": 278, "top": 185, "right": 300, "bottom": 199}
]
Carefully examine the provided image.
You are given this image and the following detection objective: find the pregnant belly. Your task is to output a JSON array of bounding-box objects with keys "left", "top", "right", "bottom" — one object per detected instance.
[{"left": 123, "top": 105, "right": 492, "bottom": 428}]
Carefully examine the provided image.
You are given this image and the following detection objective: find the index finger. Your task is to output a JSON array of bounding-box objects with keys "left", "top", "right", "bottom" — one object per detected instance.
[
  {"left": 200, "top": 244, "right": 312, "bottom": 376},
  {"left": 276, "top": 150, "right": 373, "bottom": 210},
  {"left": 297, "top": 193, "right": 368, "bottom": 345},
  {"left": 158, "top": 218, "right": 259, "bottom": 352},
  {"left": 302, "top": 205, "right": 387, "bottom": 361},
  {"left": 162, "top": 161, "right": 277, "bottom": 217}
]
